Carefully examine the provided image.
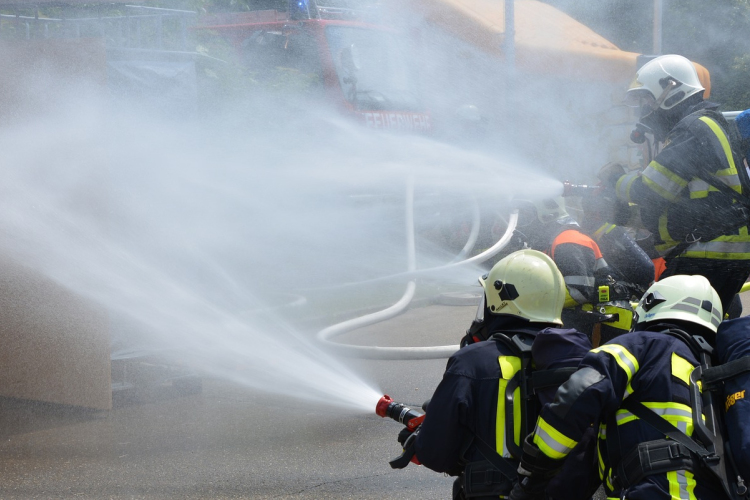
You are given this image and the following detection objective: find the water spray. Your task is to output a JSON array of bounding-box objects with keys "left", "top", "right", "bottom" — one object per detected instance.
[{"left": 375, "top": 394, "right": 425, "bottom": 468}]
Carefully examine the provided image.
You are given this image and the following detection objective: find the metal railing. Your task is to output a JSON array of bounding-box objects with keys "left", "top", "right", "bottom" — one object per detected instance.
[{"left": 0, "top": 4, "right": 196, "bottom": 51}]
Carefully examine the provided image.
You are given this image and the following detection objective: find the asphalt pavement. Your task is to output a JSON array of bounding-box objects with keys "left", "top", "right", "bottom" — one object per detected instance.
[
  {"left": 1, "top": 294, "right": 749, "bottom": 499},
  {"left": 0, "top": 303, "right": 475, "bottom": 499}
]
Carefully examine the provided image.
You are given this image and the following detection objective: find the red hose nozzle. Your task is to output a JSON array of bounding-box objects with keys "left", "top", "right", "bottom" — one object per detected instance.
[
  {"left": 376, "top": 395, "right": 425, "bottom": 429},
  {"left": 376, "top": 395, "right": 393, "bottom": 418}
]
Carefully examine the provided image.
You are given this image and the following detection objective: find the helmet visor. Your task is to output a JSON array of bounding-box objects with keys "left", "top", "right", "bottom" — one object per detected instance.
[
  {"left": 624, "top": 89, "right": 656, "bottom": 109},
  {"left": 625, "top": 89, "right": 659, "bottom": 119}
]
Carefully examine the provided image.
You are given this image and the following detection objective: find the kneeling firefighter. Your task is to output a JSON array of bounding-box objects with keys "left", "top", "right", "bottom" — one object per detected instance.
[
  {"left": 510, "top": 275, "right": 742, "bottom": 500},
  {"left": 511, "top": 197, "right": 635, "bottom": 343},
  {"left": 397, "top": 250, "right": 599, "bottom": 499}
]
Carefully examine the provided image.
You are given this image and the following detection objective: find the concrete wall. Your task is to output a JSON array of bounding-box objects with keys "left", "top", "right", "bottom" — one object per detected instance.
[{"left": 0, "top": 38, "right": 112, "bottom": 410}]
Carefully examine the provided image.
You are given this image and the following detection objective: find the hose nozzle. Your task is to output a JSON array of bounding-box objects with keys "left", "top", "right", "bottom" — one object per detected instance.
[
  {"left": 376, "top": 394, "right": 394, "bottom": 418},
  {"left": 376, "top": 395, "right": 424, "bottom": 430},
  {"left": 563, "top": 180, "right": 598, "bottom": 197}
]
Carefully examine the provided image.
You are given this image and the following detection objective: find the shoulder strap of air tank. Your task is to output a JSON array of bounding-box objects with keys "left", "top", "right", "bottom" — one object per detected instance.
[
  {"left": 489, "top": 331, "right": 538, "bottom": 460},
  {"left": 698, "top": 109, "right": 750, "bottom": 198},
  {"left": 658, "top": 328, "right": 714, "bottom": 359},
  {"left": 621, "top": 398, "right": 713, "bottom": 460}
]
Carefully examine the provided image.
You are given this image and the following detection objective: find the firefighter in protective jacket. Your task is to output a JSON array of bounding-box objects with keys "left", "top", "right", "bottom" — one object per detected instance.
[
  {"left": 509, "top": 275, "right": 727, "bottom": 500},
  {"left": 605, "top": 54, "right": 750, "bottom": 313},
  {"left": 513, "top": 197, "right": 623, "bottom": 339},
  {"left": 413, "top": 250, "right": 597, "bottom": 500}
]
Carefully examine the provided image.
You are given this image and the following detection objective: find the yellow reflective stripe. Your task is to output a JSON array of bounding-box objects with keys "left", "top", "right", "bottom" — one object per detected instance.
[
  {"left": 671, "top": 352, "right": 695, "bottom": 386},
  {"left": 601, "top": 304, "right": 634, "bottom": 331},
  {"left": 682, "top": 238, "right": 750, "bottom": 260},
  {"left": 688, "top": 173, "right": 741, "bottom": 198},
  {"left": 657, "top": 212, "right": 679, "bottom": 253},
  {"left": 615, "top": 171, "right": 639, "bottom": 202},
  {"left": 699, "top": 116, "right": 738, "bottom": 185},
  {"left": 593, "top": 223, "right": 616, "bottom": 240},
  {"left": 496, "top": 356, "right": 521, "bottom": 458},
  {"left": 642, "top": 161, "right": 688, "bottom": 201},
  {"left": 533, "top": 417, "right": 578, "bottom": 459},
  {"left": 563, "top": 288, "right": 579, "bottom": 308},
  {"left": 668, "top": 469, "right": 698, "bottom": 500},
  {"left": 597, "top": 424, "right": 607, "bottom": 479},
  {"left": 499, "top": 356, "right": 521, "bottom": 379},
  {"left": 591, "top": 344, "right": 640, "bottom": 385},
  {"left": 688, "top": 178, "right": 712, "bottom": 199},
  {"left": 615, "top": 401, "right": 700, "bottom": 437}
]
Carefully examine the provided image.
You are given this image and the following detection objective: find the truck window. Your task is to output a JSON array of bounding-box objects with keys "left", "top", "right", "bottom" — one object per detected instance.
[
  {"left": 325, "top": 25, "right": 419, "bottom": 112},
  {"left": 241, "top": 29, "right": 323, "bottom": 93}
]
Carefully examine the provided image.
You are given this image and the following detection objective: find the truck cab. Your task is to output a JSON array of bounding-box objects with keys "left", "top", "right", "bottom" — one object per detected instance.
[{"left": 196, "top": 0, "right": 431, "bottom": 133}]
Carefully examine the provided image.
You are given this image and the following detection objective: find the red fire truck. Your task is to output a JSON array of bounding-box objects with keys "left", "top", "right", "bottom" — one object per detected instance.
[{"left": 196, "top": 0, "right": 432, "bottom": 133}]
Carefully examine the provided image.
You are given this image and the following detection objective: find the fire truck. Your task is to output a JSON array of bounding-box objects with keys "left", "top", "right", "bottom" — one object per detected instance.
[{"left": 196, "top": 0, "right": 432, "bottom": 133}]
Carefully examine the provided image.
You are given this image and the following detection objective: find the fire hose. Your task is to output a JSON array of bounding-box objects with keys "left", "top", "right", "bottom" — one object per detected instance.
[{"left": 315, "top": 177, "right": 519, "bottom": 360}]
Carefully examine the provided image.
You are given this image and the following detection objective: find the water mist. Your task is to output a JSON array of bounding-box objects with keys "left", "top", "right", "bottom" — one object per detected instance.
[{"left": 0, "top": 62, "right": 563, "bottom": 414}]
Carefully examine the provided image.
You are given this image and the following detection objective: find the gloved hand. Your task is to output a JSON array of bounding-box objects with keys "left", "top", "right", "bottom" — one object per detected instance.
[
  {"left": 397, "top": 425, "right": 416, "bottom": 446},
  {"left": 597, "top": 162, "right": 627, "bottom": 190},
  {"left": 390, "top": 426, "right": 421, "bottom": 469}
]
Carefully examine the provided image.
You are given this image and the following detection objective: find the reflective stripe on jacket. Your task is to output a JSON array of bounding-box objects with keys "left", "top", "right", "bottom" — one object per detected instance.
[
  {"left": 415, "top": 328, "right": 593, "bottom": 499},
  {"left": 615, "top": 104, "right": 750, "bottom": 260},
  {"left": 531, "top": 330, "right": 726, "bottom": 499}
]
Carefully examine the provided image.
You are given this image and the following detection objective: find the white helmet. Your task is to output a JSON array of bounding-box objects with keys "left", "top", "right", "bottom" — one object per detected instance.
[
  {"left": 635, "top": 275, "right": 722, "bottom": 333},
  {"left": 479, "top": 249, "right": 565, "bottom": 324},
  {"left": 625, "top": 54, "right": 705, "bottom": 112}
]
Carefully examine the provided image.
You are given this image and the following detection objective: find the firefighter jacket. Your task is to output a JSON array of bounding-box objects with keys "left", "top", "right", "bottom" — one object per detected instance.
[
  {"left": 415, "top": 328, "right": 594, "bottom": 499},
  {"left": 530, "top": 328, "right": 726, "bottom": 499},
  {"left": 549, "top": 228, "right": 610, "bottom": 307},
  {"left": 615, "top": 101, "right": 750, "bottom": 261}
]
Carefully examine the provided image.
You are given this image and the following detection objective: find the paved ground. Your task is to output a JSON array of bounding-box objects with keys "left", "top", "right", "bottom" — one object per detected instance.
[
  {"left": 0, "top": 303, "right": 475, "bottom": 499},
  {"left": 1, "top": 293, "right": 748, "bottom": 500}
]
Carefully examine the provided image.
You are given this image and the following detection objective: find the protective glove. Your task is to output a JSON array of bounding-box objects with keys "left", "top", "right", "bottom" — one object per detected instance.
[
  {"left": 390, "top": 426, "right": 421, "bottom": 468},
  {"left": 397, "top": 425, "right": 417, "bottom": 446},
  {"left": 597, "top": 162, "right": 627, "bottom": 190}
]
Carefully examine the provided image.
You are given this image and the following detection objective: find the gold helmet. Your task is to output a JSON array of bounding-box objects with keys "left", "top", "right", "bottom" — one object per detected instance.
[{"left": 479, "top": 249, "right": 565, "bottom": 324}]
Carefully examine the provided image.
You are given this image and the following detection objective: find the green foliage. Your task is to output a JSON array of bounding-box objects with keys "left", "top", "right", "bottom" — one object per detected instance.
[{"left": 542, "top": 0, "right": 750, "bottom": 110}]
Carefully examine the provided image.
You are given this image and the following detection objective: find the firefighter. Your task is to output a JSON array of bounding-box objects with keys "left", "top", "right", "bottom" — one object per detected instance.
[
  {"left": 509, "top": 274, "right": 727, "bottom": 500},
  {"left": 513, "top": 197, "right": 625, "bottom": 340},
  {"left": 410, "top": 250, "right": 597, "bottom": 500},
  {"left": 579, "top": 184, "right": 654, "bottom": 297},
  {"left": 602, "top": 54, "right": 750, "bottom": 314}
]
